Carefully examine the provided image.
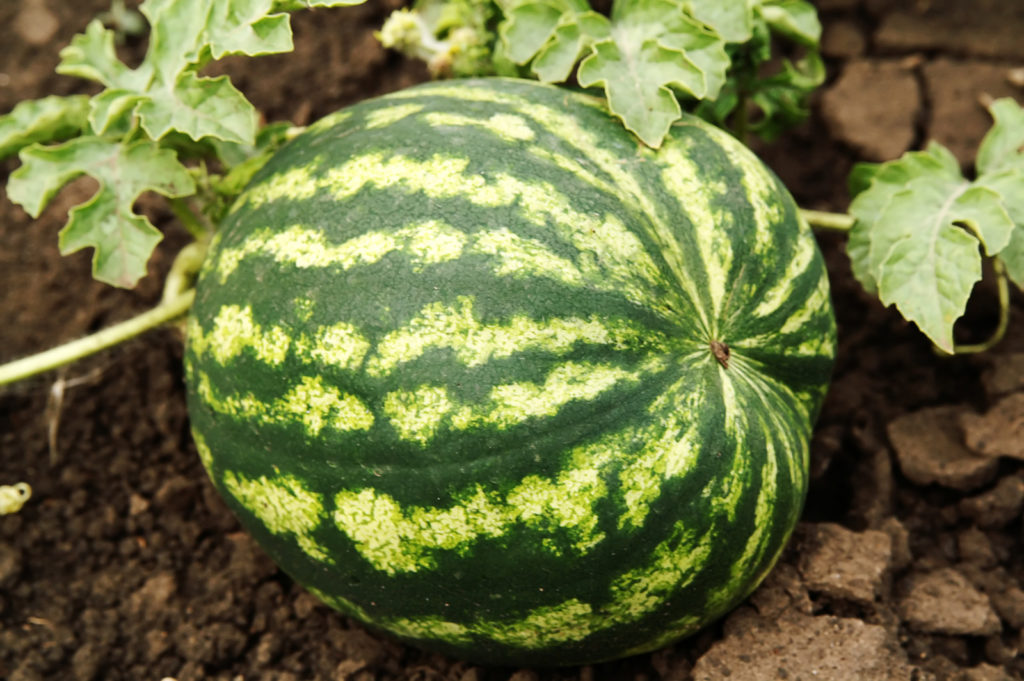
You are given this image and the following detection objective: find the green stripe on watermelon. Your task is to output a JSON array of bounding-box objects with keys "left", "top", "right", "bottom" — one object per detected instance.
[{"left": 184, "top": 77, "right": 835, "bottom": 666}]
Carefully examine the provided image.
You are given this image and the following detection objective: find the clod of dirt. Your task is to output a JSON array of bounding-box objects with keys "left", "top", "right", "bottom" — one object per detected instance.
[
  {"left": 330, "top": 626, "right": 394, "bottom": 669},
  {"left": 958, "top": 475, "right": 1024, "bottom": 528},
  {"left": 961, "top": 393, "right": 1024, "bottom": 460},
  {"left": 821, "top": 19, "right": 867, "bottom": 58},
  {"left": 898, "top": 568, "right": 1002, "bottom": 636},
  {"left": 795, "top": 522, "right": 892, "bottom": 603},
  {"left": 961, "top": 662, "right": 1018, "bottom": 681},
  {"left": 0, "top": 541, "right": 22, "bottom": 587},
  {"left": 13, "top": 0, "right": 59, "bottom": 46},
  {"left": 224, "top": 531, "right": 280, "bottom": 586},
  {"left": 128, "top": 492, "right": 150, "bottom": 516},
  {"left": 509, "top": 670, "right": 540, "bottom": 681},
  {"left": 129, "top": 572, "right": 177, "bottom": 618},
  {"left": 875, "top": 0, "right": 1024, "bottom": 60},
  {"left": 748, "top": 563, "right": 813, "bottom": 618},
  {"left": 956, "top": 527, "right": 998, "bottom": 567},
  {"left": 70, "top": 642, "right": 102, "bottom": 681},
  {"left": 923, "top": 58, "right": 1024, "bottom": 165},
  {"left": 820, "top": 59, "right": 919, "bottom": 161},
  {"left": 991, "top": 587, "right": 1024, "bottom": 630},
  {"left": 815, "top": 0, "right": 859, "bottom": 9},
  {"left": 887, "top": 406, "right": 1000, "bottom": 491},
  {"left": 153, "top": 474, "right": 198, "bottom": 513},
  {"left": 881, "top": 517, "right": 914, "bottom": 571},
  {"left": 333, "top": 658, "right": 367, "bottom": 680},
  {"left": 980, "top": 354, "right": 1024, "bottom": 397},
  {"left": 144, "top": 629, "right": 172, "bottom": 661},
  {"left": 650, "top": 647, "right": 691, "bottom": 681},
  {"left": 692, "top": 610, "right": 918, "bottom": 681},
  {"left": 175, "top": 620, "right": 249, "bottom": 666}
]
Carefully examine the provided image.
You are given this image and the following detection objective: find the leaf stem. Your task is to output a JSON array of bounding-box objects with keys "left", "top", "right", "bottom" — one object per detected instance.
[
  {"left": 162, "top": 241, "right": 207, "bottom": 305},
  {"left": 952, "top": 257, "right": 1011, "bottom": 355},
  {"left": 168, "top": 197, "right": 209, "bottom": 239},
  {"left": 799, "top": 208, "right": 856, "bottom": 232},
  {"left": 0, "top": 288, "right": 195, "bottom": 388},
  {"left": 733, "top": 89, "right": 749, "bottom": 145}
]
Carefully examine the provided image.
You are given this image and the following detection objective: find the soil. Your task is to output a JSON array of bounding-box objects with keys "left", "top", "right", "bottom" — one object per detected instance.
[{"left": 2, "top": 1, "right": 1023, "bottom": 680}]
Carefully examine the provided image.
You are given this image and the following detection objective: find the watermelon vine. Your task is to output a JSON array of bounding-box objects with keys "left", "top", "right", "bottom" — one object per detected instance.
[{"left": 0, "top": 0, "right": 1018, "bottom": 384}]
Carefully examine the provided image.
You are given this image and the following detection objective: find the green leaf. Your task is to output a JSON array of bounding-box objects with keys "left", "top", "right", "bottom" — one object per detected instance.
[
  {"left": 7, "top": 138, "right": 195, "bottom": 288},
  {"left": 57, "top": 20, "right": 144, "bottom": 88},
  {"left": 501, "top": 1, "right": 576, "bottom": 64},
  {"left": 88, "top": 89, "right": 145, "bottom": 136},
  {"left": 976, "top": 98, "right": 1024, "bottom": 175},
  {"left": 531, "top": 14, "right": 609, "bottom": 82},
  {"left": 577, "top": 0, "right": 728, "bottom": 147},
  {"left": 500, "top": 0, "right": 600, "bottom": 81},
  {"left": 850, "top": 144, "right": 961, "bottom": 227},
  {"left": 202, "top": 7, "right": 293, "bottom": 59},
  {"left": 874, "top": 182, "right": 1013, "bottom": 352},
  {"left": 497, "top": 0, "right": 728, "bottom": 146},
  {"left": 689, "top": 0, "right": 821, "bottom": 141},
  {"left": 0, "top": 95, "right": 90, "bottom": 160},
  {"left": 272, "top": 0, "right": 365, "bottom": 9},
  {"left": 747, "top": 50, "right": 823, "bottom": 140},
  {"left": 57, "top": 0, "right": 366, "bottom": 146},
  {"left": 847, "top": 161, "right": 880, "bottom": 197},
  {"left": 136, "top": 72, "right": 258, "bottom": 143},
  {"left": 684, "top": 0, "right": 754, "bottom": 43},
  {"left": 759, "top": 0, "right": 820, "bottom": 46},
  {"left": 848, "top": 142, "right": 1019, "bottom": 352},
  {"left": 976, "top": 168, "right": 1024, "bottom": 288},
  {"left": 848, "top": 144, "right": 959, "bottom": 293},
  {"left": 996, "top": 230, "right": 1024, "bottom": 290}
]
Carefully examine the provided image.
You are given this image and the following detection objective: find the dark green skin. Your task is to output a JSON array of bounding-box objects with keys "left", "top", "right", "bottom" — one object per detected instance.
[{"left": 185, "top": 78, "right": 836, "bottom": 666}]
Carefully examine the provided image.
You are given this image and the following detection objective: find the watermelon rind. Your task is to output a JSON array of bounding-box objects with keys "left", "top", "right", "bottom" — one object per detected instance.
[{"left": 184, "top": 77, "right": 836, "bottom": 667}]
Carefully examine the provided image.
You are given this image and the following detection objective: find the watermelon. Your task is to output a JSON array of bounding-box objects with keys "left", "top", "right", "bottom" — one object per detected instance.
[{"left": 184, "top": 77, "right": 836, "bottom": 667}]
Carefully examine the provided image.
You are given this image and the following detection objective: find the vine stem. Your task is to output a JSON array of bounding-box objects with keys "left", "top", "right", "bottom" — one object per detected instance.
[
  {"left": 951, "top": 257, "right": 1011, "bottom": 355},
  {"left": 799, "top": 208, "right": 856, "bottom": 232},
  {"left": 733, "top": 90, "right": 750, "bottom": 146},
  {"left": 168, "top": 197, "right": 209, "bottom": 240},
  {"left": 0, "top": 288, "right": 195, "bottom": 388}
]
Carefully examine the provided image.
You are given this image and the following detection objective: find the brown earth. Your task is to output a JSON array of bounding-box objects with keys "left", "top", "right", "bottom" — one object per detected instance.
[{"left": 2, "top": 1, "right": 1023, "bottom": 680}]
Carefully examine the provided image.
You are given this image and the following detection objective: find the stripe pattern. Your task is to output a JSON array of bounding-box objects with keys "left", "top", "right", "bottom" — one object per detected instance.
[{"left": 184, "top": 78, "right": 836, "bottom": 666}]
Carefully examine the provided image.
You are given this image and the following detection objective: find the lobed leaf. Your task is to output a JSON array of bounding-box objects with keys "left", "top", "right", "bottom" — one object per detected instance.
[
  {"left": 976, "top": 97, "right": 1024, "bottom": 175},
  {"left": 688, "top": 0, "right": 822, "bottom": 142},
  {"left": 7, "top": 138, "right": 195, "bottom": 288},
  {"left": 971, "top": 98, "right": 1024, "bottom": 289},
  {"left": 0, "top": 95, "right": 90, "bottom": 160},
  {"left": 135, "top": 72, "right": 257, "bottom": 144},
  {"left": 746, "top": 50, "right": 823, "bottom": 140},
  {"left": 273, "top": 0, "right": 366, "bottom": 9},
  {"left": 530, "top": 13, "right": 609, "bottom": 82},
  {"left": 848, "top": 141, "right": 1021, "bottom": 352},
  {"left": 995, "top": 227, "right": 1024, "bottom": 289},
  {"left": 499, "top": 0, "right": 728, "bottom": 147},
  {"left": 500, "top": 0, "right": 598, "bottom": 79},
  {"left": 579, "top": 0, "right": 728, "bottom": 147},
  {"left": 975, "top": 169, "right": 1024, "bottom": 287},
  {"left": 57, "top": 0, "right": 366, "bottom": 146},
  {"left": 758, "top": 0, "right": 820, "bottom": 46},
  {"left": 57, "top": 20, "right": 143, "bottom": 88},
  {"left": 684, "top": 0, "right": 753, "bottom": 43}
]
